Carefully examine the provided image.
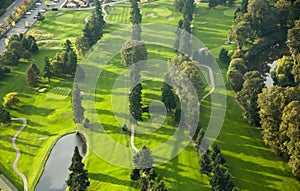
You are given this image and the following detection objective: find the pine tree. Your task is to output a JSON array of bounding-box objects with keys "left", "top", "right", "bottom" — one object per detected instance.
[
  {"left": 211, "top": 144, "right": 221, "bottom": 161},
  {"left": 199, "top": 151, "right": 212, "bottom": 175},
  {"left": 66, "top": 146, "right": 90, "bottom": 191},
  {"left": 133, "top": 146, "right": 154, "bottom": 172},
  {"left": 196, "top": 128, "right": 205, "bottom": 153},
  {"left": 130, "top": 168, "right": 141, "bottom": 181},
  {"left": 0, "top": 107, "right": 11, "bottom": 125},
  {"left": 26, "top": 63, "right": 40, "bottom": 87},
  {"left": 129, "top": 83, "right": 143, "bottom": 122},
  {"left": 72, "top": 85, "right": 85, "bottom": 123},
  {"left": 161, "top": 82, "right": 176, "bottom": 113},
  {"left": 43, "top": 56, "right": 53, "bottom": 82}
]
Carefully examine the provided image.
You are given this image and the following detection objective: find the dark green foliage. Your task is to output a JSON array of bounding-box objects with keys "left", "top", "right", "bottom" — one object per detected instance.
[
  {"left": 121, "top": 40, "right": 148, "bottom": 67},
  {"left": 83, "top": 0, "right": 105, "bottom": 46},
  {"left": 66, "top": 146, "right": 90, "bottom": 191},
  {"left": 199, "top": 151, "right": 212, "bottom": 175},
  {"left": 22, "top": 35, "right": 39, "bottom": 53},
  {"left": 240, "top": 0, "right": 248, "bottom": 13},
  {"left": 271, "top": 56, "right": 295, "bottom": 87},
  {"left": 219, "top": 48, "right": 230, "bottom": 64},
  {"left": 37, "top": 12, "right": 45, "bottom": 22},
  {"left": 161, "top": 82, "right": 176, "bottom": 113},
  {"left": 139, "top": 176, "right": 149, "bottom": 191},
  {"left": 72, "top": 85, "right": 85, "bottom": 123},
  {"left": 236, "top": 71, "right": 265, "bottom": 126},
  {"left": 258, "top": 86, "right": 300, "bottom": 153},
  {"left": 129, "top": 83, "right": 143, "bottom": 122},
  {"left": 153, "top": 181, "right": 168, "bottom": 191},
  {"left": 130, "top": 168, "right": 140, "bottom": 181},
  {"left": 7, "top": 40, "right": 24, "bottom": 59},
  {"left": 173, "top": 106, "right": 181, "bottom": 125},
  {"left": 83, "top": 118, "right": 90, "bottom": 128},
  {"left": 227, "top": 58, "right": 247, "bottom": 92},
  {"left": 215, "top": 153, "right": 226, "bottom": 165},
  {"left": 75, "top": 36, "right": 90, "bottom": 56},
  {"left": 195, "top": 128, "right": 205, "bottom": 153},
  {"left": 208, "top": 0, "right": 218, "bottom": 9},
  {"left": 133, "top": 146, "right": 154, "bottom": 172},
  {"left": 174, "top": 0, "right": 185, "bottom": 12},
  {"left": 292, "top": 54, "right": 300, "bottom": 84},
  {"left": 210, "top": 165, "right": 235, "bottom": 191},
  {"left": 287, "top": 19, "right": 300, "bottom": 56},
  {"left": 174, "top": 19, "right": 183, "bottom": 52},
  {"left": 280, "top": 101, "right": 300, "bottom": 178},
  {"left": 26, "top": 63, "right": 40, "bottom": 87},
  {"left": 148, "top": 168, "right": 157, "bottom": 181},
  {"left": 0, "top": 50, "right": 19, "bottom": 66},
  {"left": 43, "top": 57, "right": 53, "bottom": 82},
  {"left": 130, "top": 0, "right": 142, "bottom": 25},
  {"left": 0, "top": 107, "right": 11, "bottom": 125},
  {"left": 211, "top": 144, "right": 221, "bottom": 161}
]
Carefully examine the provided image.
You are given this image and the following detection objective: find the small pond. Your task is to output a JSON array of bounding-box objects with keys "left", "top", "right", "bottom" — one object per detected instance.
[
  {"left": 35, "top": 133, "right": 86, "bottom": 191},
  {"left": 265, "top": 60, "right": 278, "bottom": 88}
]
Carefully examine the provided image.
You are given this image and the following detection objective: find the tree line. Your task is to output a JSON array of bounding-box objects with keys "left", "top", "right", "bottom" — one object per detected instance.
[{"left": 226, "top": 0, "right": 300, "bottom": 178}]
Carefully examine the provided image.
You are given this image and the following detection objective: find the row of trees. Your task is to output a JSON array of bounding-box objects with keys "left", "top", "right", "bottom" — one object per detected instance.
[
  {"left": 75, "top": 0, "right": 105, "bottom": 56},
  {"left": 130, "top": 146, "right": 168, "bottom": 191}
]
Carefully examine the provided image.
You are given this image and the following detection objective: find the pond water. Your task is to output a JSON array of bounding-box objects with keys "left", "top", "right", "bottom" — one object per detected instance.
[
  {"left": 35, "top": 133, "right": 85, "bottom": 191},
  {"left": 265, "top": 60, "right": 278, "bottom": 88}
]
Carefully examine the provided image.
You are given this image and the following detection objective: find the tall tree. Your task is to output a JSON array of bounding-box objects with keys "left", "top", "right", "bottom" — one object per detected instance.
[
  {"left": 280, "top": 101, "right": 300, "bottom": 177},
  {"left": 26, "top": 63, "right": 40, "bottom": 87},
  {"left": 287, "top": 19, "right": 300, "bottom": 57},
  {"left": 0, "top": 107, "right": 11, "bottom": 125},
  {"left": 199, "top": 150, "right": 212, "bottom": 175},
  {"left": 66, "top": 146, "right": 90, "bottom": 191},
  {"left": 210, "top": 165, "right": 235, "bottom": 191},
  {"left": 133, "top": 146, "right": 154, "bottom": 172},
  {"left": 161, "top": 82, "right": 177, "bottom": 113},
  {"left": 43, "top": 56, "right": 53, "bottom": 82},
  {"left": 271, "top": 56, "right": 295, "bottom": 87},
  {"left": 72, "top": 85, "right": 85, "bottom": 123},
  {"left": 236, "top": 71, "right": 265, "bottom": 126},
  {"left": 75, "top": 36, "right": 90, "bottom": 56},
  {"left": 227, "top": 58, "right": 248, "bottom": 92}
]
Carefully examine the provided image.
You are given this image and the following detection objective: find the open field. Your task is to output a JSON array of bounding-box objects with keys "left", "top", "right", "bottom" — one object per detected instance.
[{"left": 0, "top": 1, "right": 299, "bottom": 191}]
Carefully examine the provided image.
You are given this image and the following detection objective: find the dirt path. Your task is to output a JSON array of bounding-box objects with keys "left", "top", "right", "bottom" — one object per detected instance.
[{"left": 11, "top": 118, "right": 28, "bottom": 191}]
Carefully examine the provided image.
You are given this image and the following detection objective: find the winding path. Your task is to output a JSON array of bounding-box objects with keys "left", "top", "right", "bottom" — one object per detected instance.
[
  {"left": 199, "top": 64, "right": 215, "bottom": 101},
  {"left": 130, "top": 124, "right": 139, "bottom": 153},
  {"left": 11, "top": 118, "right": 28, "bottom": 191}
]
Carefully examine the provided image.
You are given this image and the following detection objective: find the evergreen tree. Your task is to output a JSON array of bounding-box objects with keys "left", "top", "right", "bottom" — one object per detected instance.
[
  {"left": 43, "top": 56, "right": 53, "bottom": 82},
  {"left": 130, "top": 168, "right": 141, "bottom": 181},
  {"left": 196, "top": 128, "right": 205, "bottom": 153},
  {"left": 129, "top": 83, "right": 143, "bottom": 122},
  {"left": 153, "top": 181, "right": 168, "bottom": 191},
  {"left": 241, "top": 0, "right": 248, "bottom": 13},
  {"left": 26, "top": 63, "right": 40, "bottom": 87},
  {"left": 214, "top": 153, "right": 226, "bottom": 165},
  {"left": 133, "top": 146, "right": 154, "bottom": 172},
  {"left": 66, "top": 146, "right": 90, "bottom": 191},
  {"left": 72, "top": 85, "right": 85, "bottom": 123},
  {"left": 0, "top": 107, "right": 11, "bottom": 125},
  {"left": 211, "top": 144, "right": 221, "bottom": 161},
  {"left": 161, "top": 82, "right": 176, "bottom": 113},
  {"left": 139, "top": 176, "right": 149, "bottom": 191},
  {"left": 148, "top": 168, "right": 157, "bottom": 181},
  {"left": 199, "top": 151, "right": 212, "bottom": 175},
  {"left": 210, "top": 165, "right": 235, "bottom": 191}
]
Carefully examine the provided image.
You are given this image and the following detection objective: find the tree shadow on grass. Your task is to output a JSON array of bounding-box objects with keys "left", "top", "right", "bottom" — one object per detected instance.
[
  {"left": 224, "top": 155, "right": 282, "bottom": 191},
  {"left": 14, "top": 104, "right": 55, "bottom": 116},
  {"left": 89, "top": 172, "right": 132, "bottom": 187}
]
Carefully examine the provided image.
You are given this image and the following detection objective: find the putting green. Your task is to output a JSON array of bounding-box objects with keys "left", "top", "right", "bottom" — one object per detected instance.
[
  {"left": 55, "top": 13, "right": 74, "bottom": 23},
  {"left": 46, "top": 87, "right": 71, "bottom": 100}
]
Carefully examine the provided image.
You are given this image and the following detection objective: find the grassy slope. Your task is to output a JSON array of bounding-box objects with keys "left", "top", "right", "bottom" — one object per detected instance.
[
  {"left": 0, "top": 10, "right": 90, "bottom": 190},
  {"left": 193, "top": 3, "right": 300, "bottom": 191}
]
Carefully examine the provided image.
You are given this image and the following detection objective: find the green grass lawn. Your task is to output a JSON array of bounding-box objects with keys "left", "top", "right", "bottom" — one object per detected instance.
[{"left": 0, "top": 1, "right": 300, "bottom": 191}]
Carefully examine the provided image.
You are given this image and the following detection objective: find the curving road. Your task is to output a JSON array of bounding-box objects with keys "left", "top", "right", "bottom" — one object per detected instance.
[{"left": 11, "top": 118, "right": 28, "bottom": 191}]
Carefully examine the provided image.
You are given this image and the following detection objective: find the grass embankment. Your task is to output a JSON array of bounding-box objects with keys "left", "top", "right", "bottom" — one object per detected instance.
[{"left": 0, "top": 10, "right": 90, "bottom": 191}]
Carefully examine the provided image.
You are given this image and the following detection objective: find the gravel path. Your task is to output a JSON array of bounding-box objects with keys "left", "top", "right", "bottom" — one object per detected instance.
[
  {"left": 11, "top": 118, "right": 28, "bottom": 191},
  {"left": 199, "top": 64, "right": 215, "bottom": 101}
]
